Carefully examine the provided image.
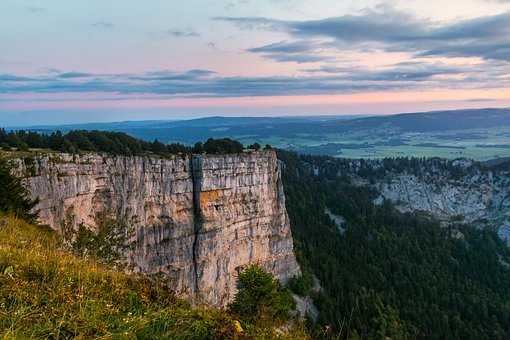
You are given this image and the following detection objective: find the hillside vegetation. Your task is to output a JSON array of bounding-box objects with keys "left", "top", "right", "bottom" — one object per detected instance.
[
  {"left": 0, "top": 154, "right": 307, "bottom": 339},
  {"left": 0, "top": 216, "right": 307, "bottom": 339}
]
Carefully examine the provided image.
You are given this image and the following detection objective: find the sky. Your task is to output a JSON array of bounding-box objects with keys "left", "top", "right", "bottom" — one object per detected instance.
[{"left": 1, "top": 0, "right": 510, "bottom": 126}]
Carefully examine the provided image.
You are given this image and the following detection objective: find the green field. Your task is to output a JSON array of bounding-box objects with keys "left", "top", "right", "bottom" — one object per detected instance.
[{"left": 235, "top": 126, "right": 510, "bottom": 161}]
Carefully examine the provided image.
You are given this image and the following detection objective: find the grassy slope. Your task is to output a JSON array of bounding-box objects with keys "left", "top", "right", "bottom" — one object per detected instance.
[{"left": 0, "top": 216, "right": 308, "bottom": 339}]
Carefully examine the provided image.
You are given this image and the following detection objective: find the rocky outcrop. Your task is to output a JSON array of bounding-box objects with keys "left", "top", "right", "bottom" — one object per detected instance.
[
  {"left": 12, "top": 151, "right": 300, "bottom": 306},
  {"left": 370, "top": 165, "right": 510, "bottom": 240}
]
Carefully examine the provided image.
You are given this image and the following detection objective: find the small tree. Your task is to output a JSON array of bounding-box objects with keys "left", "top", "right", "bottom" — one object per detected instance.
[
  {"left": 248, "top": 143, "right": 261, "bottom": 151},
  {"left": 229, "top": 265, "right": 295, "bottom": 323},
  {"left": 192, "top": 142, "right": 204, "bottom": 154},
  {"left": 70, "top": 215, "right": 134, "bottom": 266},
  {"left": 0, "top": 160, "right": 39, "bottom": 222}
]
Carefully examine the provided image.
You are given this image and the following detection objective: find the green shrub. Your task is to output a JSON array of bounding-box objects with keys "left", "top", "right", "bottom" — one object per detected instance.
[
  {"left": 69, "top": 215, "right": 134, "bottom": 265},
  {"left": 229, "top": 265, "right": 295, "bottom": 323},
  {"left": 16, "top": 142, "right": 29, "bottom": 152},
  {"left": 248, "top": 143, "right": 261, "bottom": 151},
  {"left": 288, "top": 271, "right": 314, "bottom": 296},
  {"left": 203, "top": 138, "right": 244, "bottom": 154},
  {"left": 0, "top": 159, "right": 38, "bottom": 222}
]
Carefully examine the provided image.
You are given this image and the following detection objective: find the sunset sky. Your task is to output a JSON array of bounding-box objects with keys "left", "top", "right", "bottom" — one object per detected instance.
[{"left": 1, "top": 0, "right": 510, "bottom": 125}]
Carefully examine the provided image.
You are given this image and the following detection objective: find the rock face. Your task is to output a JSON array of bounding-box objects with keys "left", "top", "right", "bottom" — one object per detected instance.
[
  {"left": 13, "top": 150, "right": 300, "bottom": 306},
  {"left": 370, "top": 163, "right": 510, "bottom": 240}
]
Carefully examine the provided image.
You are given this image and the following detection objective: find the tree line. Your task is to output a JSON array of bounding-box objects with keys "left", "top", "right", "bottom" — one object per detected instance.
[{"left": 0, "top": 129, "right": 270, "bottom": 156}]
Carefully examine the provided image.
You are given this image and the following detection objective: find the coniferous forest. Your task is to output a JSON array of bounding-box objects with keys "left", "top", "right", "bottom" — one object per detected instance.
[
  {"left": 0, "top": 129, "right": 246, "bottom": 156},
  {"left": 279, "top": 150, "right": 510, "bottom": 339}
]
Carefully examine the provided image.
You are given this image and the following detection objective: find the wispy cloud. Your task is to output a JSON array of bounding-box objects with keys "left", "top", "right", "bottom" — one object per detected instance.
[
  {"left": 57, "top": 72, "right": 94, "bottom": 79},
  {"left": 217, "top": 7, "right": 510, "bottom": 62},
  {"left": 91, "top": 21, "right": 114, "bottom": 30},
  {"left": 302, "top": 62, "right": 469, "bottom": 81},
  {"left": 152, "top": 29, "right": 200, "bottom": 38},
  {"left": 247, "top": 40, "right": 335, "bottom": 63},
  {"left": 1, "top": 61, "right": 507, "bottom": 99}
]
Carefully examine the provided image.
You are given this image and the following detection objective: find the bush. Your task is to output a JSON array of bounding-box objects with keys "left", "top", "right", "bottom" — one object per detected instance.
[
  {"left": 17, "top": 142, "right": 29, "bottom": 152},
  {"left": 288, "top": 271, "right": 314, "bottom": 297},
  {"left": 0, "top": 160, "right": 38, "bottom": 222},
  {"left": 248, "top": 143, "right": 261, "bottom": 151},
  {"left": 229, "top": 265, "right": 295, "bottom": 323},
  {"left": 203, "top": 138, "right": 244, "bottom": 154},
  {"left": 68, "top": 215, "right": 134, "bottom": 266}
]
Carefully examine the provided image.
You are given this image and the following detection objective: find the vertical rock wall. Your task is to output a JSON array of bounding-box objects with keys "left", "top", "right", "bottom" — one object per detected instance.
[
  {"left": 13, "top": 150, "right": 300, "bottom": 305},
  {"left": 193, "top": 153, "right": 300, "bottom": 305}
]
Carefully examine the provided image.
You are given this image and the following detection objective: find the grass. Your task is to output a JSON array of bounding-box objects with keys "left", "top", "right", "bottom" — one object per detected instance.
[
  {"left": 0, "top": 148, "right": 60, "bottom": 161},
  {"left": 0, "top": 216, "right": 308, "bottom": 339}
]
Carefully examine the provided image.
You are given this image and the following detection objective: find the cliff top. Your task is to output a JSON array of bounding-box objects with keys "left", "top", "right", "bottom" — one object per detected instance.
[
  {"left": 0, "top": 129, "right": 273, "bottom": 159},
  {"left": 0, "top": 148, "right": 277, "bottom": 164}
]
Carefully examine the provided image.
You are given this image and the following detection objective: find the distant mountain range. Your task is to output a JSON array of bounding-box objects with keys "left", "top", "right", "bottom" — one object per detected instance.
[{"left": 13, "top": 107, "right": 510, "bottom": 160}]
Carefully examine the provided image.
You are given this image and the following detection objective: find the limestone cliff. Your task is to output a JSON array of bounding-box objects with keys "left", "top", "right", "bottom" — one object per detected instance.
[
  {"left": 12, "top": 150, "right": 300, "bottom": 306},
  {"left": 356, "top": 160, "right": 510, "bottom": 240}
]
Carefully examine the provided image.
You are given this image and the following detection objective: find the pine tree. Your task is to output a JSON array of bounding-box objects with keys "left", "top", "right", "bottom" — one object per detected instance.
[{"left": 0, "top": 160, "right": 39, "bottom": 222}]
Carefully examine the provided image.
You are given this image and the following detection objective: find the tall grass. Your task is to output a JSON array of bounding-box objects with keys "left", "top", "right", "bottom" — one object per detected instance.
[{"left": 0, "top": 216, "right": 307, "bottom": 339}]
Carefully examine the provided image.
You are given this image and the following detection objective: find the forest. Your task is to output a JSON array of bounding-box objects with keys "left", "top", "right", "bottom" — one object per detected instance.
[
  {"left": 0, "top": 129, "right": 251, "bottom": 156},
  {"left": 279, "top": 150, "right": 510, "bottom": 339}
]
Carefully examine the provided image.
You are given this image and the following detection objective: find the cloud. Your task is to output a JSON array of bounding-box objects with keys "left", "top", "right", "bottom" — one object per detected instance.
[
  {"left": 260, "top": 53, "right": 335, "bottom": 63},
  {"left": 155, "top": 29, "right": 200, "bottom": 38},
  {"left": 0, "top": 74, "right": 39, "bottom": 82},
  {"left": 218, "top": 7, "right": 510, "bottom": 61},
  {"left": 247, "top": 40, "right": 335, "bottom": 63},
  {"left": 129, "top": 69, "right": 216, "bottom": 81},
  {"left": 225, "top": 0, "right": 249, "bottom": 10},
  {"left": 57, "top": 72, "right": 94, "bottom": 79},
  {"left": 1, "top": 61, "right": 506, "bottom": 100},
  {"left": 303, "top": 61, "right": 470, "bottom": 81},
  {"left": 465, "top": 98, "right": 500, "bottom": 102},
  {"left": 91, "top": 21, "right": 114, "bottom": 30}
]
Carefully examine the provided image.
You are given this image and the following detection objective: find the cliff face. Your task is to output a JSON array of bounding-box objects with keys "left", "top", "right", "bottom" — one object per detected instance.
[
  {"left": 371, "top": 165, "right": 510, "bottom": 240},
  {"left": 13, "top": 151, "right": 300, "bottom": 306}
]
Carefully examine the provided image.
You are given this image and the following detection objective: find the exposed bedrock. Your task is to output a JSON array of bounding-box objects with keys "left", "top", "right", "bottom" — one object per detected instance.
[{"left": 13, "top": 150, "right": 300, "bottom": 306}]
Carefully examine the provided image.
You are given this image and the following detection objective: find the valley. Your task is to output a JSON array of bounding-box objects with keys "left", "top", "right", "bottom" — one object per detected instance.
[{"left": 23, "top": 108, "right": 510, "bottom": 161}]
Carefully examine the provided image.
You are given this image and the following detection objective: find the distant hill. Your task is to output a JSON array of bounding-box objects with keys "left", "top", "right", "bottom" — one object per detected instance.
[
  {"left": 20, "top": 108, "right": 510, "bottom": 140},
  {"left": 11, "top": 107, "right": 510, "bottom": 160},
  {"left": 341, "top": 108, "right": 510, "bottom": 133}
]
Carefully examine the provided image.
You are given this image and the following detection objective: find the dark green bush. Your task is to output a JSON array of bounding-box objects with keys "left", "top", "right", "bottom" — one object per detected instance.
[
  {"left": 229, "top": 265, "right": 295, "bottom": 323},
  {"left": 0, "top": 159, "right": 38, "bottom": 222},
  {"left": 288, "top": 271, "right": 314, "bottom": 297},
  {"left": 202, "top": 138, "right": 244, "bottom": 154}
]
